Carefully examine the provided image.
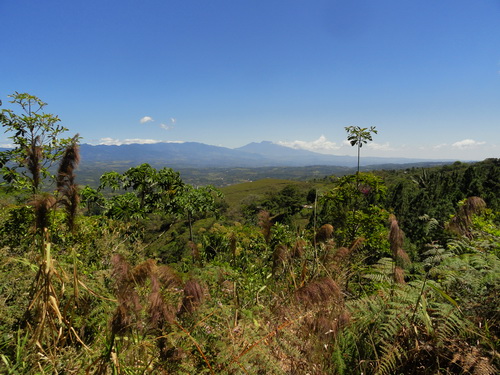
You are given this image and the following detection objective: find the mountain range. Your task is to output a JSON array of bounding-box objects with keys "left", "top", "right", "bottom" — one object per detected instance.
[{"left": 78, "top": 141, "right": 455, "bottom": 169}]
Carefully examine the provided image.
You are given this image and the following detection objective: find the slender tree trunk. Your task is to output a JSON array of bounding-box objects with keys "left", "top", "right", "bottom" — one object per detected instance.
[
  {"left": 188, "top": 211, "right": 193, "bottom": 242},
  {"left": 351, "top": 142, "right": 361, "bottom": 240},
  {"left": 357, "top": 143, "right": 361, "bottom": 178}
]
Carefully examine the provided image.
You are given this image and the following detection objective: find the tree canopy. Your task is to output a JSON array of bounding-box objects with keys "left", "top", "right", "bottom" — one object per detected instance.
[{"left": 0, "top": 92, "right": 75, "bottom": 192}]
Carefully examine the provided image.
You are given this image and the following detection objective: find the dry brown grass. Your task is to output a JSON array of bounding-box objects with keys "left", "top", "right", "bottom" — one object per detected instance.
[{"left": 305, "top": 307, "right": 350, "bottom": 342}]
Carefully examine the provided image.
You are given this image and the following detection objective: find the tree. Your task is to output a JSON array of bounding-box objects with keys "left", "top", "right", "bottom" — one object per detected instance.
[
  {"left": 98, "top": 164, "right": 184, "bottom": 218},
  {"left": 174, "top": 184, "right": 223, "bottom": 241},
  {"left": 0, "top": 92, "right": 74, "bottom": 193},
  {"left": 345, "top": 125, "right": 377, "bottom": 177},
  {"left": 318, "top": 172, "right": 389, "bottom": 257},
  {"left": 344, "top": 126, "right": 378, "bottom": 240},
  {"left": 268, "top": 185, "right": 304, "bottom": 219}
]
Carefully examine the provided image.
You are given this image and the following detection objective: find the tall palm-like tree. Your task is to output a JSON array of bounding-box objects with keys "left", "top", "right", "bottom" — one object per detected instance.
[
  {"left": 345, "top": 125, "right": 377, "bottom": 178},
  {"left": 345, "top": 126, "right": 377, "bottom": 240}
]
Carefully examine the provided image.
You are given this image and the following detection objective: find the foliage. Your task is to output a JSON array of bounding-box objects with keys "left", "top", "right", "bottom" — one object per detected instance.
[
  {"left": 336, "top": 243, "right": 498, "bottom": 374},
  {"left": 345, "top": 125, "right": 377, "bottom": 175},
  {"left": 0, "top": 100, "right": 499, "bottom": 373},
  {"left": 241, "top": 183, "right": 307, "bottom": 226},
  {"left": 385, "top": 158, "right": 500, "bottom": 248},
  {"left": 175, "top": 184, "right": 224, "bottom": 241},
  {"left": 97, "top": 163, "right": 184, "bottom": 217},
  {"left": 88, "top": 164, "right": 224, "bottom": 228},
  {"left": 317, "top": 173, "right": 390, "bottom": 259},
  {"left": 0, "top": 92, "right": 75, "bottom": 193}
]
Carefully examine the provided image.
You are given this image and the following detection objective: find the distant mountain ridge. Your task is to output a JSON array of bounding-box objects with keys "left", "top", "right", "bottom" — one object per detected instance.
[
  {"left": 79, "top": 142, "right": 266, "bottom": 167},
  {"left": 77, "top": 141, "right": 455, "bottom": 168}
]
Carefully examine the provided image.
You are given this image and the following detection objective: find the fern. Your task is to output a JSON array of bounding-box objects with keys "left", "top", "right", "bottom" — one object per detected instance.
[
  {"left": 331, "top": 344, "right": 348, "bottom": 375},
  {"left": 335, "top": 255, "right": 492, "bottom": 375},
  {"left": 375, "top": 341, "right": 405, "bottom": 375},
  {"left": 363, "top": 257, "right": 394, "bottom": 285},
  {"left": 423, "top": 243, "right": 455, "bottom": 268}
]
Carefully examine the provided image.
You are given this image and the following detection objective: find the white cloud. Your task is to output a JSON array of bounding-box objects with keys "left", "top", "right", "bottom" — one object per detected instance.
[
  {"left": 278, "top": 135, "right": 341, "bottom": 154},
  {"left": 159, "top": 118, "right": 176, "bottom": 131},
  {"left": 160, "top": 124, "right": 173, "bottom": 130},
  {"left": 452, "top": 139, "right": 486, "bottom": 149},
  {"left": 433, "top": 143, "right": 448, "bottom": 149},
  {"left": 140, "top": 116, "right": 154, "bottom": 124},
  {"left": 0, "top": 142, "right": 14, "bottom": 148},
  {"left": 366, "top": 142, "right": 393, "bottom": 151},
  {"left": 98, "top": 137, "right": 161, "bottom": 146}
]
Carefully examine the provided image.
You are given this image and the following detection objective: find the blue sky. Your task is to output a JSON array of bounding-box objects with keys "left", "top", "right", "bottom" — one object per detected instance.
[{"left": 1, "top": 0, "right": 499, "bottom": 160}]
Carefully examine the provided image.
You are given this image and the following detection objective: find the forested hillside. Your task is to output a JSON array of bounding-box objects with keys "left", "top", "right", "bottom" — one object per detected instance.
[{"left": 1, "top": 94, "right": 499, "bottom": 374}]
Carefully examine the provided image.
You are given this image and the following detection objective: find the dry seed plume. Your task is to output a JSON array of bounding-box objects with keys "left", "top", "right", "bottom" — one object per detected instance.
[
  {"left": 388, "top": 214, "right": 403, "bottom": 257},
  {"left": 349, "top": 237, "right": 365, "bottom": 253},
  {"left": 187, "top": 240, "right": 201, "bottom": 265},
  {"left": 331, "top": 246, "right": 351, "bottom": 266},
  {"left": 157, "top": 265, "right": 182, "bottom": 288},
  {"left": 147, "top": 273, "right": 175, "bottom": 328},
  {"left": 258, "top": 210, "right": 273, "bottom": 243},
  {"left": 110, "top": 254, "right": 141, "bottom": 334},
  {"left": 272, "top": 244, "right": 289, "bottom": 275},
  {"left": 178, "top": 279, "right": 204, "bottom": 315},
  {"left": 292, "top": 238, "right": 306, "bottom": 258},
  {"left": 110, "top": 255, "right": 180, "bottom": 334},
  {"left": 394, "top": 266, "right": 405, "bottom": 284},
  {"left": 315, "top": 224, "right": 334, "bottom": 243},
  {"left": 295, "top": 277, "right": 341, "bottom": 307},
  {"left": 56, "top": 136, "right": 80, "bottom": 232},
  {"left": 57, "top": 135, "right": 80, "bottom": 181},
  {"left": 32, "top": 194, "right": 56, "bottom": 233},
  {"left": 389, "top": 214, "right": 411, "bottom": 268},
  {"left": 26, "top": 136, "right": 42, "bottom": 191},
  {"left": 447, "top": 196, "right": 487, "bottom": 238}
]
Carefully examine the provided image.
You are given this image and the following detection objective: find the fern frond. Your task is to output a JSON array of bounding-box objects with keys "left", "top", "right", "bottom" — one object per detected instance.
[
  {"left": 376, "top": 341, "right": 405, "bottom": 375},
  {"left": 363, "top": 257, "right": 394, "bottom": 285}
]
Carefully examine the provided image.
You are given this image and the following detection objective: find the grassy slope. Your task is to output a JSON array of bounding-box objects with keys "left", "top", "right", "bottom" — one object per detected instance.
[
  {"left": 220, "top": 178, "right": 335, "bottom": 226},
  {"left": 221, "top": 178, "right": 311, "bottom": 208}
]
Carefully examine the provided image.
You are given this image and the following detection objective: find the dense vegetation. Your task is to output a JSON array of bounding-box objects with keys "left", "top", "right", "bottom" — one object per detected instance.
[{"left": 1, "top": 94, "right": 499, "bottom": 374}]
